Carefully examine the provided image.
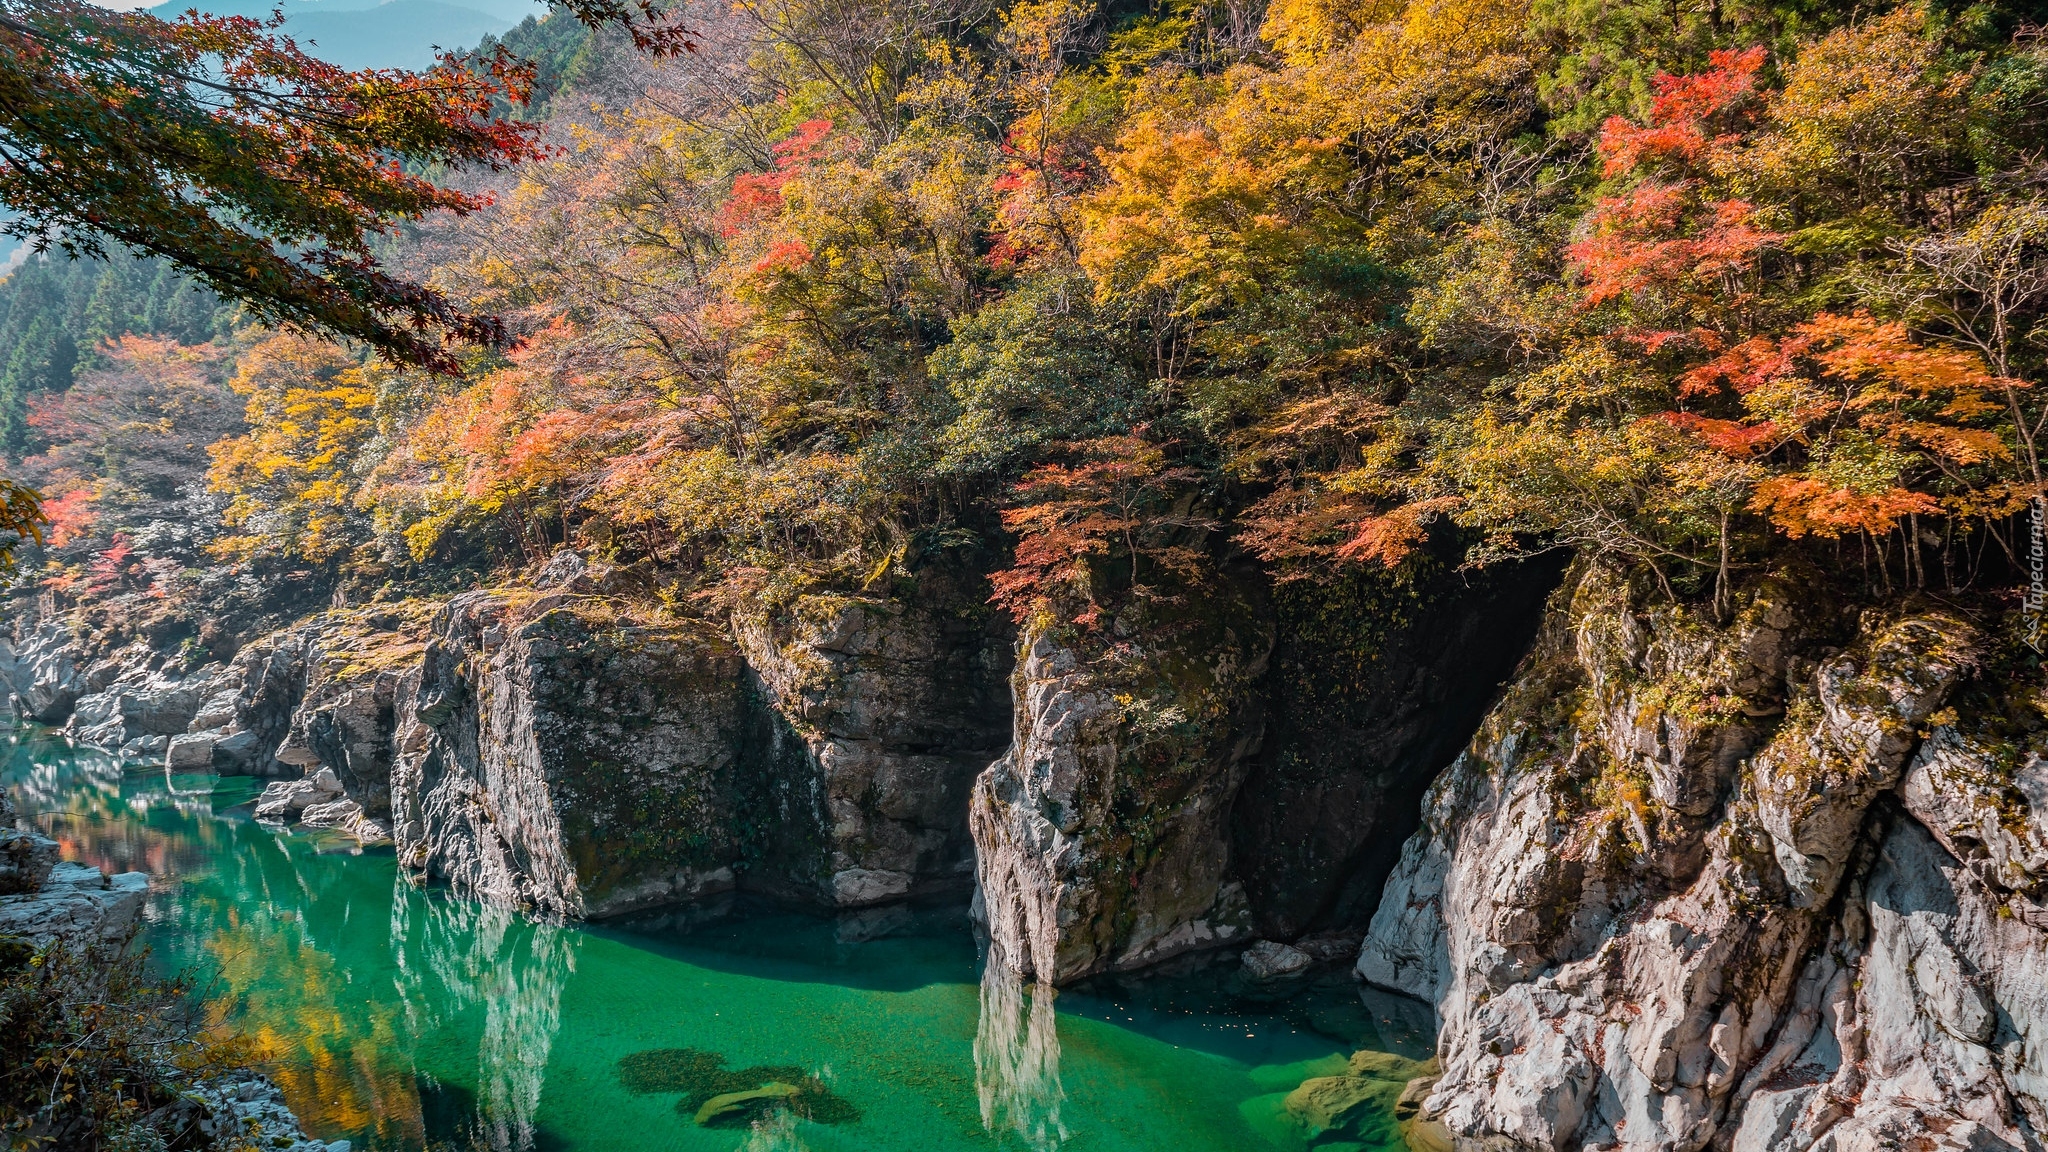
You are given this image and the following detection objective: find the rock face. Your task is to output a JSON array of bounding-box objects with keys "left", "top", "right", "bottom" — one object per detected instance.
[
  {"left": 0, "top": 792, "right": 149, "bottom": 945},
  {"left": 972, "top": 552, "right": 1569, "bottom": 984},
  {"left": 731, "top": 578, "right": 1011, "bottom": 908},
  {"left": 0, "top": 621, "right": 87, "bottom": 724},
  {"left": 65, "top": 653, "right": 212, "bottom": 762},
  {"left": 389, "top": 566, "right": 1013, "bottom": 919},
  {"left": 391, "top": 589, "right": 752, "bottom": 919},
  {"left": 198, "top": 608, "right": 426, "bottom": 784},
  {"left": 1357, "top": 560, "right": 2048, "bottom": 1151},
  {"left": 0, "top": 862, "right": 152, "bottom": 945},
  {"left": 973, "top": 576, "right": 1274, "bottom": 983},
  {"left": 0, "top": 810, "right": 59, "bottom": 896}
]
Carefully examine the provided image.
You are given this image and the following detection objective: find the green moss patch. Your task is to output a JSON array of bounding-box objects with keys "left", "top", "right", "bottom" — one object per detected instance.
[{"left": 615, "top": 1046, "right": 859, "bottom": 1128}]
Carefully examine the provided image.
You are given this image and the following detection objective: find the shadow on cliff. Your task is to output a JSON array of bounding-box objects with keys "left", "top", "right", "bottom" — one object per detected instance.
[{"left": 1232, "top": 534, "right": 1572, "bottom": 939}]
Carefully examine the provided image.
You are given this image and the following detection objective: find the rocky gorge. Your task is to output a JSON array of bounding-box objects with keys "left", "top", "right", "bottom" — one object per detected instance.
[{"left": 2, "top": 542, "right": 2041, "bottom": 1152}]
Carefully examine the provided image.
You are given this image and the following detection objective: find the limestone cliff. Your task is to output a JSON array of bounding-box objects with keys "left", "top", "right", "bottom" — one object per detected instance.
[
  {"left": 1232, "top": 555, "right": 1567, "bottom": 939},
  {"left": 391, "top": 587, "right": 750, "bottom": 919},
  {"left": 1357, "top": 561, "right": 2046, "bottom": 1151},
  {"left": 972, "top": 574, "right": 1275, "bottom": 982},
  {"left": 730, "top": 572, "right": 1011, "bottom": 907},
  {"left": 971, "top": 552, "right": 1567, "bottom": 984}
]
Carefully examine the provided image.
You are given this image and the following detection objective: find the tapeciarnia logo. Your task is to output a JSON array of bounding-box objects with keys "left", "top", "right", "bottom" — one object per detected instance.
[{"left": 2029, "top": 495, "right": 2045, "bottom": 655}]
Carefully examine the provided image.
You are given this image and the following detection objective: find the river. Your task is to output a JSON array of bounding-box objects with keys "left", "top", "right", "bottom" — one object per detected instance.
[{"left": 2, "top": 726, "right": 1433, "bottom": 1152}]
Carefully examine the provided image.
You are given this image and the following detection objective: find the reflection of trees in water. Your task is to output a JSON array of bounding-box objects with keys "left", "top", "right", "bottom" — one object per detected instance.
[
  {"left": 7, "top": 729, "right": 582, "bottom": 1152},
  {"left": 180, "top": 830, "right": 429, "bottom": 1149},
  {"left": 0, "top": 731, "right": 235, "bottom": 882},
  {"left": 193, "top": 893, "right": 427, "bottom": 1146},
  {"left": 393, "top": 878, "right": 579, "bottom": 1152},
  {"left": 975, "top": 954, "right": 1068, "bottom": 1152}
]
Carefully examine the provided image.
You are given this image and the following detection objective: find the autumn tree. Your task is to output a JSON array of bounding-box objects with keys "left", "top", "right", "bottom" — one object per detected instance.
[
  {"left": 207, "top": 333, "right": 384, "bottom": 566},
  {"left": 0, "top": 0, "right": 559, "bottom": 374},
  {"left": 989, "top": 433, "right": 1210, "bottom": 626}
]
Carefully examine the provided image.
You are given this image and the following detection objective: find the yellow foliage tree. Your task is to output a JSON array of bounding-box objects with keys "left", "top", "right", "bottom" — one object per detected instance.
[{"left": 207, "top": 332, "right": 383, "bottom": 564}]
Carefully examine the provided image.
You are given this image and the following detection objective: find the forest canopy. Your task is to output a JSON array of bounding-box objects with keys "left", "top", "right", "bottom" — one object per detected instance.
[{"left": 2, "top": 0, "right": 2043, "bottom": 630}]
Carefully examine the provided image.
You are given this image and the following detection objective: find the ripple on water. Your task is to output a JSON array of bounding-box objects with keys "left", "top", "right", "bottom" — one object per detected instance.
[{"left": 2, "top": 726, "right": 1436, "bottom": 1152}]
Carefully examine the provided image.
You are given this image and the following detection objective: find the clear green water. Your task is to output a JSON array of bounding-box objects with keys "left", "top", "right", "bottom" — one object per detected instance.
[{"left": 3, "top": 727, "right": 1434, "bottom": 1152}]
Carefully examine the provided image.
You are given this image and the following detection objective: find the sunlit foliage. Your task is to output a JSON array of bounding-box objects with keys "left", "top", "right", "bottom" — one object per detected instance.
[{"left": 18, "top": 0, "right": 2046, "bottom": 618}]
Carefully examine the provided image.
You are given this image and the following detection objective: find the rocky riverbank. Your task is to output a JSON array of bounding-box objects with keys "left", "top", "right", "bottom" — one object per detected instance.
[
  {"left": 0, "top": 546, "right": 1546, "bottom": 953},
  {"left": 0, "top": 790, "right": 146, "bottom": 943},
  {"left": 6, "top": 545, "right": 2042, "bottom": 1151},
  {"left": 1, "top": 789, "right": 341, "bottom": 1152},
  {"left": 1358, "top": 562, "right": 2043, "bottom": 1151}
]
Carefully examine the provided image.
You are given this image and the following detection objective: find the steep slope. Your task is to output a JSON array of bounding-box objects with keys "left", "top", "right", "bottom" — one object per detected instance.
[{"left": 1359, "top": 561, "right": 2044, "bottom": 1151}]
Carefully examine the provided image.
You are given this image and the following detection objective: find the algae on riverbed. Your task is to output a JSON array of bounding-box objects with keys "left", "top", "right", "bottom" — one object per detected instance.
[{"left": 616, "top": 1047, "right": 858, "bottom": 1127}]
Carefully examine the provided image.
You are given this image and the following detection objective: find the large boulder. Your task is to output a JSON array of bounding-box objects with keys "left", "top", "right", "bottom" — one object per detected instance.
[
  {"left": 390, "top": 589, "right": 753, "bottom": 918},
  {"left": 66, "top": 658, "right": 212, "bottom": 757},
  {"left": 729, "top": 569, "right": 1012, "bottom": 907}
]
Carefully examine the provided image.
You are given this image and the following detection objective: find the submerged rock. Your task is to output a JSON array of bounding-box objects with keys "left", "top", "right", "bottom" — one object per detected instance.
[
  {"left": 1284, "top": 1074, "right": 1403, "bottom": 1139},
  {"left": 693, "top": 1082, "right": 801, "bottom": 1126},
  {"left": 617, "top": 1045, "right": 859, "bottom": 1128},
  {"left": 1241, "top": 940, "right": 1314, "bottom": 980}
]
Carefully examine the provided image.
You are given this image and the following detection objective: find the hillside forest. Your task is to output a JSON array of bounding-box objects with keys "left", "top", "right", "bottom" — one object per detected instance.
[{"left": 3, "top": 0, "right": 2044, "bottom": 654}]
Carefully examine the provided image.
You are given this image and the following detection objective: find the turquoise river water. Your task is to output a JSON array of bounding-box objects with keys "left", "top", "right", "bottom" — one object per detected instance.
[{"left": 3, "top": 726, "right": 1434, "bottom": 1152}]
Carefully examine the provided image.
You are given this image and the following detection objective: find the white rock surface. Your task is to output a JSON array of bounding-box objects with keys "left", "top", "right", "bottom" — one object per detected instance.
[
  {"left": 0, "top": 861, "right": 149, "bottom": 943},
  {"left": 1356, "top": 563, "right": 2023, "bottom": 1151},
  {"left": 164, "top": 731, "right": 218, "bottom": 770},
  {"left": 1241, "top": 940, "right": 1314, "bottom": 980},
  {"left": 253, "top": 765, "right": 344, "bottom": 822}
]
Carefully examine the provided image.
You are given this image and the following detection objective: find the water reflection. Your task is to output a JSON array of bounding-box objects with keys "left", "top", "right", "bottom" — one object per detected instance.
[
  {"left": 974, "top": 951, "right": 1067, "bottom": 1152},
  {"left": 7, "top": 728, "right": 1440, "bottom": 1152},
  {"left": 393, "top": 882, "right": 577, "bottom": 1152},
  {"left": 1, "top": 730, "right": 575, "bottom": 1152}
]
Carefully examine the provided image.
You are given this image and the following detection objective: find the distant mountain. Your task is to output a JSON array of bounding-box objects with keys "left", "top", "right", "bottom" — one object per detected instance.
[{"left": 147, "top": 0, "right": 548, "bottom": 70}]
